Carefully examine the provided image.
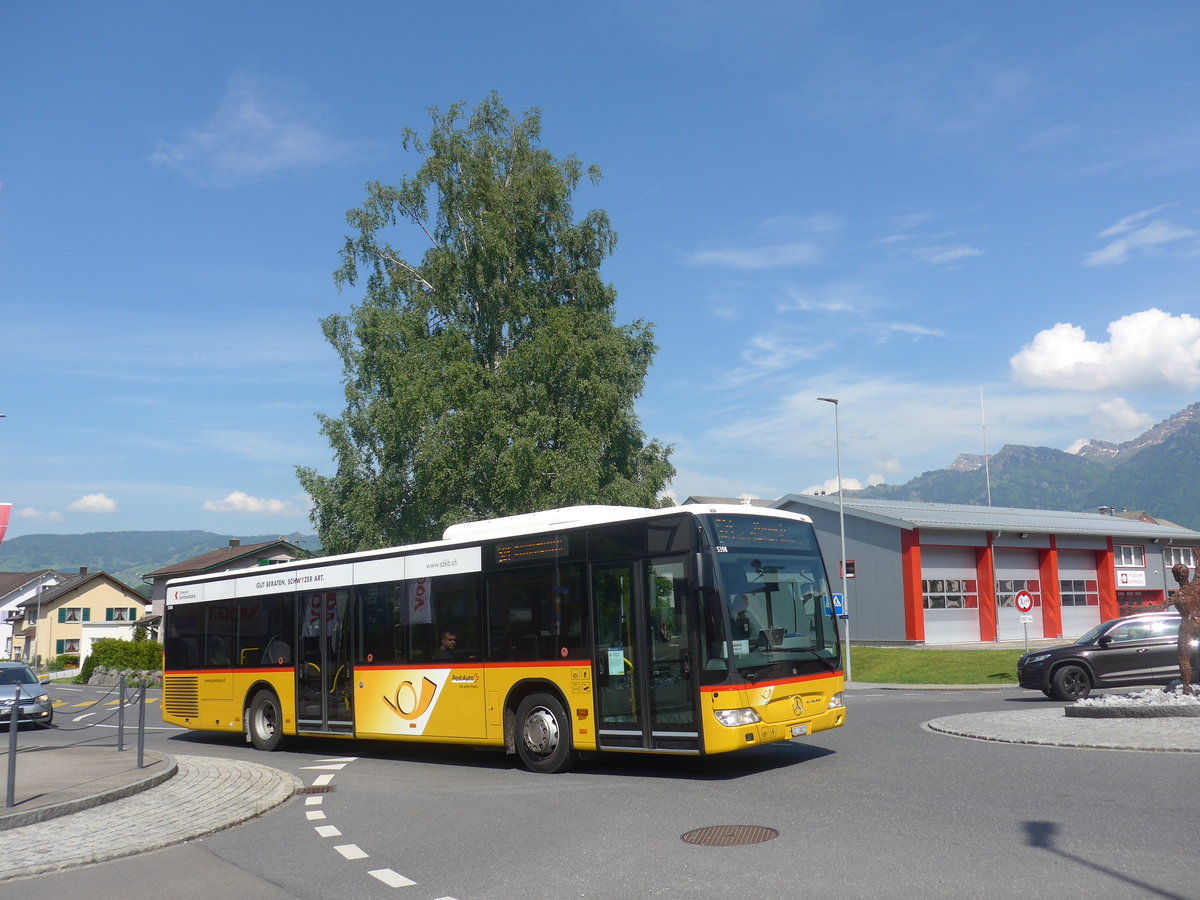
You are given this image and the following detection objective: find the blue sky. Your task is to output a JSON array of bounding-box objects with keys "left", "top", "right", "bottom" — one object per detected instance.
[{"left": 4, "top": 2, "right": 1200, "bottom": 541}]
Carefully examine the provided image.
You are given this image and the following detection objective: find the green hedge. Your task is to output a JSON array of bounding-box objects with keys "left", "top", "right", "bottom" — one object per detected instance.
[
  {"left": 49, "top": 654, "right": 80, "bottom": 671},
  {"left": 78, "top": 638, "right": 163, "bottom": 683}
]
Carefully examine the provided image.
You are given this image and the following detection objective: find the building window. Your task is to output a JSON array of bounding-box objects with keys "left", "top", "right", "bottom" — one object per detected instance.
[
  {"left": 105, "top": 607, "right": 139, "bottom": 622},
  {"left": 1059, "top": 579, "right": 1099, "bottom": 606},
  {"left": 55, "top": 639, "right": 81, "bottom": 654},
  {"left": 1166, "top": 547, "right": 1195, "bottom": 568},
  {"left": 1114, "top": 545, "right": 1145, "bottom": 567},
  {"left": 58, "top": 607, "right": 90, "bottom": 623},
  {"left": 996, "top": 580, "right": 1040, "bottom": 608},
  {"left": 922, "top": 579, "right": 978, "bottom": 610}
]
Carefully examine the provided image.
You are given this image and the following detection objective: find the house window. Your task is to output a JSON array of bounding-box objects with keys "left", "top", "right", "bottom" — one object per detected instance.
[
  {"left": 106, "top": 607, "right": 139, "bottom": 622},
  {"left": 921, "top": 579, "right": 978, "bottom": 610},
  {"left": 57, "top": 607, "right": 90, "bottom": 623},
  {"left": 55, "top": 639, "right": 81, "bottom": 654},
  {"left": 1166, "top": 547, "right": 1195, "bottom": 568},
  {"left": 1114, "top": 545, "right": 1144, "bottom": 567},
  {"left": 1060, "top": 579, "right": 1099, "bottom": 606}
]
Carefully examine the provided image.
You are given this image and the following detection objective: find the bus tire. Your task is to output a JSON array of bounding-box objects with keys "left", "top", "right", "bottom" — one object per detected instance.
[
  {"left": 248, "top": 689, "right": 285, "bottom": 751},
  {"left": 515, "top": 692, "right": 575, "bottom": 774}
]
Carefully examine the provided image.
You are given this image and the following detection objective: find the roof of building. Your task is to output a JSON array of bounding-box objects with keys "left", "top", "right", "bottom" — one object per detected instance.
[
  {"left": 0, "top": 570, "right": 58, "bottom": 601},
  {"left": 774, "top": 494, "right": 1200, "bottom": 541},
  {"left": 18, "top": 571, "right": 146, "bottom": 609},
  {"left": 142, "top": 539, "right": 307, "bottom": 579}
]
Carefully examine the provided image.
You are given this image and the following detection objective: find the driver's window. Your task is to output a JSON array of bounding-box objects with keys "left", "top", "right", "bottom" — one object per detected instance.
[{"left": 1109, "top": 622, "right": 1149, "bottom": 643}]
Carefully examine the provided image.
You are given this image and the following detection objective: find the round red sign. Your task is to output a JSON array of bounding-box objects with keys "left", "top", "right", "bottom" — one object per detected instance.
[{"left": 1014, "top": 590, "right": 1034, "bottom": 612}]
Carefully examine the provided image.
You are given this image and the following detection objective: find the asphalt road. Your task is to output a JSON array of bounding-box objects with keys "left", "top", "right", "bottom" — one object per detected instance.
[{"left": 3, "top": 683, "right": 1195, "bottom": 899}]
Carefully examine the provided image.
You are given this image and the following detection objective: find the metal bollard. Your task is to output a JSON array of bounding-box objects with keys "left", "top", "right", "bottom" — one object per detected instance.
[
  {"left": 6, "top": 685, "right": 19, "bottom": 808},
  {"left": 117, "top": 678, "right": 126, "bottom": 751},
  {"left": 137, "top": 680, "right": 146, "bottom": 769}
]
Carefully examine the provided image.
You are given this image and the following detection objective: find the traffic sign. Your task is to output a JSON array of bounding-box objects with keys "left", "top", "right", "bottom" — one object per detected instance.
[
  {"left": 831, "top": 593, "right": 844, "bottom": 616},
  {"left": 1014, "top": 590, "right": 1034, "bottom": 613}
]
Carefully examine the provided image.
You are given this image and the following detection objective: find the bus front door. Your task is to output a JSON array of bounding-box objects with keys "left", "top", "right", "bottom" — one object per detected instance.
[
  {"left": 593, "top": 557, "right": 699, "bottom": 753},
  {"left": 296, "top": 589, "right": 354, "bottom": 735}
]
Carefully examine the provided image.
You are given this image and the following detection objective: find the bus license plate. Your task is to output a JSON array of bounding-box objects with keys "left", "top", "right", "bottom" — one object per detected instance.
[{"left": 790, "top": 724, "right": 808, "bottom": 738}]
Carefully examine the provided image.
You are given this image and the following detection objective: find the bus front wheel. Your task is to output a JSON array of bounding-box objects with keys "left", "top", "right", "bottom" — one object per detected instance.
[
  {"left": 515, "top": 692, "right": 575, "bottom": 774},
  {"left": 248, "top": 689, "right": 285, "bottom": 751}
]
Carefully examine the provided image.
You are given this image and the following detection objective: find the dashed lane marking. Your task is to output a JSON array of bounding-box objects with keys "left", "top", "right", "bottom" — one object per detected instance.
[
  {"left": 315, "top": 825, "right": 342, "bottom": 838},
  {"left": 370, "top": 869, "right": 418, "bottom": 888},
  {"left": 336, "top": 844, "right": 369, "bottom": 860}
]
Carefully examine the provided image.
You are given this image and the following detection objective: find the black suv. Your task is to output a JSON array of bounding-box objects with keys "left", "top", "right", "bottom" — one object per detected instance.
[{"left": 1017, "top": 612, "right": 1188, "bottom": 701}]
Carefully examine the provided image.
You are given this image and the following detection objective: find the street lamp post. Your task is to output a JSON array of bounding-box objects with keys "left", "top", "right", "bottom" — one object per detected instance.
[{"left": 817, "top": 397, "right": 851, "bottom": 683}]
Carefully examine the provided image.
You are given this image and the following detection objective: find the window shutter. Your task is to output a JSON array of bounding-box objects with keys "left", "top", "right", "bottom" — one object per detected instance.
[
  {"left": 58, "top": 608, "right": 65, "bottom": 623},
  {"left": 106, "top": 608, "right": 114, "bottom": 621},
  {"left": 129, "top": 607, "right": 137, "bottom": 621},
  {"left": 83, "top": 608, "right": 91, "bottom": 622},
  {"left": 57, "top": 639, "right": 64, "bottom": 654}
]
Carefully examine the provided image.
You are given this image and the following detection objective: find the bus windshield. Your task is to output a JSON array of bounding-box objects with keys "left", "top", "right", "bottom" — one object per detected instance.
[{"left": 702, "top": 513, "right": 840, "bottom": 678}]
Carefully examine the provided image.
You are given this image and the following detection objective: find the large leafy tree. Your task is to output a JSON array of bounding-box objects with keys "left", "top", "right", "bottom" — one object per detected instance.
[{"left": 297, "top": 93, "right": 674, "bottom": 553}]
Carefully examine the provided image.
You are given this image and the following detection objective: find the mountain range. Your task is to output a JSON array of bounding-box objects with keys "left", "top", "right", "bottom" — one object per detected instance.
[
  {"left": 853, "top": 401, "right": 1200, "bottom": 529},
  {"left": 0, "top": 531, "right": 318, "bottom": 594},
  {"left": 3, "top": 402, "right": 1199, "bottom": 585}
]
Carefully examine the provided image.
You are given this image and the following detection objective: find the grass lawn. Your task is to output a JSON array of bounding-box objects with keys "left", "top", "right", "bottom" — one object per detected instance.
[{"left": 847, "top": 647, "right": 1025, "bottom": 684}]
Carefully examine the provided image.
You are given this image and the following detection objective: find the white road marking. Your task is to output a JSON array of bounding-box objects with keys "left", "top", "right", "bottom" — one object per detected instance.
[
  {"left": 370, "top": 869, "right": 417, "bottom": 888},
  {"left": 302, "top": 763, "right": 349, "bottom": 771},
  {"left": 305, "top": 796, "right": 323, "bottom": 806},
  {"left": 335, "top": 844, "right": 369, "bottom": 860},
  {"left": 315, "top": 825, "right": 342, "bottom": 838},
  {"left": 311, "top": 773, "right": 335, "bottom": 786},
  {"left": 306, "top": 810, "right": 327, "bottom": 820}
]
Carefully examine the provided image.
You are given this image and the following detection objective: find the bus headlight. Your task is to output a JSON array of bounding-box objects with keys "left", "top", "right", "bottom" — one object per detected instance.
[
  {"left": 828, "top": 692, "right": 844, "bottom": 709},
  {"left": 713, "top": 707, "right": 762, "bottom": 727}
]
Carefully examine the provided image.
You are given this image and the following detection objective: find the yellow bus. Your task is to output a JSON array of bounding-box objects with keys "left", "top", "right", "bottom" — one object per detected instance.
[{"left": 162, "top": 504, "right": 845, "bottom": 772}]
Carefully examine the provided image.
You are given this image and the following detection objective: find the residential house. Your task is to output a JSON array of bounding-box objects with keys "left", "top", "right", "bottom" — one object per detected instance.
[
  {"left": 0, "top": 569, "right": 65, "bottom": 659},
  {"left": 15, "top": 568, "right": 151, "bottom": 664}
]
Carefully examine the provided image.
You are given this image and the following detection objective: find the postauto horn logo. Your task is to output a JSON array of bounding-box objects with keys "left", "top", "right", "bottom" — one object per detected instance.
[{"left": 383, "top": 671, "right": 450, "bottom": 732}]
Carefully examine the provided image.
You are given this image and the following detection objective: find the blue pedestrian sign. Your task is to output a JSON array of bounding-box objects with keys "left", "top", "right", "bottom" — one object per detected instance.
[{"left": 831, "top": 593, "right": 844, "bottom": 616}]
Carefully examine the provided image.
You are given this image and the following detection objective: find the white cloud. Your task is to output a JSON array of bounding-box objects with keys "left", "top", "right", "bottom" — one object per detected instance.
[
  {"left": 201, "top": 491, "right": 299, "bottom": 515},
  {"left": 1084, "top": 217, "right": 1196, "bottom": 266},
  {"left": 149, "top": 73, "right": 367, "bottom": 186},
  {"left": 1098, "top": 204, "right": 1173, "bottom": 238},
  {"left": 67, "top": 493, "right": 118, "bottom": 514},
  {"left": 1010, "top": 309, "right": 1200, "bottom": 391},
  {"left": 881, "top": 321, "right": 947, "bottom": 339},
  {"left": 801, "top": 477, "right": 869, "bottom": 494},
  {"left": 1088, "top": 398, "right": 1154, "bottom": 441},
  {"left": 686, "top": 242, "right": 821, "bottom": 269},
  {"left": 910, "top": 244, "right": 984, "bottom": 265},
  {"left": 17, "top": 507, "right": 63, "bottom": 522}
]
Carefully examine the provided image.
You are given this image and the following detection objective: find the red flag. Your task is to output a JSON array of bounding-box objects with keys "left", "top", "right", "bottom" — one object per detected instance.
[{"left": 0, "top": 503, "right": 10, "bottom": 546}]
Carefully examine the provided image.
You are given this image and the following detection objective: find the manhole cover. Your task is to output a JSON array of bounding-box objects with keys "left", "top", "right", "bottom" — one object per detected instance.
[
  {"left": 681, "top": 825, "right": 779, "bottom": 846},
  {"left": 294, "top": 784, "right": 337, "bottom": 795}
]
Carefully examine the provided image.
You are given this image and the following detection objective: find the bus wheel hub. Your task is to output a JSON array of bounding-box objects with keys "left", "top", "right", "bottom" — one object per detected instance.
[{"left": 523, "top": 708, "right": 559, "bottom": 754}]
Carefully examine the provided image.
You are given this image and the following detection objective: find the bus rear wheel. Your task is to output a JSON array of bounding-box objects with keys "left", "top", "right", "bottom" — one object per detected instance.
[
  {"left": 248, "top": 689, "right": 285, "bottom": 751},
  {"left": 515, "top": 692, "right": 575, "bottom": 774}
]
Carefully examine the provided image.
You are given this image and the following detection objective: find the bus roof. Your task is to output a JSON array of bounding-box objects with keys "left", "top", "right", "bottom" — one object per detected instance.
[{"left": 165, "top": 503, "right": 812, "bottom": 588}]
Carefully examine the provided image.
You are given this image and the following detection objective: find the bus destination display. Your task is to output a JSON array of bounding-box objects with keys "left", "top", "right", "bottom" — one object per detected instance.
[{"left": 494, "top": 535, "right": 569, "bottom": 565}]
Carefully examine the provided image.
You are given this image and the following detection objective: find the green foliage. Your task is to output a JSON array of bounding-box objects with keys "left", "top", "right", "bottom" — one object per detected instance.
[
  {"left": 48, "top": 654, "right": 79, "bottom": 671},
  {"left": 78, "top": 638, "right": 163, "bottom": 677},
  {"left": 299, "top": 92, "right": 674, "bottom": 553}
]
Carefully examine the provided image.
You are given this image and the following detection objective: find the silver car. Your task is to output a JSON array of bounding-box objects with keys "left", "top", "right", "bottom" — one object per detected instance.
[{"left": 0, "top": 662, "right": 54, "bottom": 727}]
